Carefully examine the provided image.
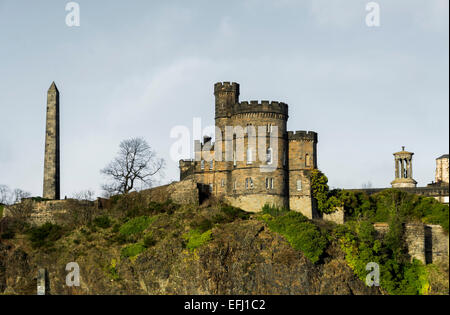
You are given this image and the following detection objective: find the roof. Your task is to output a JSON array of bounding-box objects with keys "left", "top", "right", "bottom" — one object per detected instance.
[{"left": 436, "top": 154, "right": 449, "bottom": 160}]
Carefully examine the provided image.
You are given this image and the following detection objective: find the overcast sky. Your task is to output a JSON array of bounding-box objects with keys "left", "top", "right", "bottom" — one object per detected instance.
[{"left": 0, "top": 0, "right": 448, "bottom": 198}]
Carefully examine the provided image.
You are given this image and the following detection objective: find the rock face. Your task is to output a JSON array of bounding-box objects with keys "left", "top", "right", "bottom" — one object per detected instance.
[{"left": 0, "top": 220, "right": 378, "bottom": 295}]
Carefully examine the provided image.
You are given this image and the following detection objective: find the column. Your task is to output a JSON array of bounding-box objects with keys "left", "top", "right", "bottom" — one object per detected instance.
[
  {"left": 395, "top": 158, "right": 399, "bottom": 179},
  {"left": 400, "top": 159, "right": 405, "bottom": 179}
]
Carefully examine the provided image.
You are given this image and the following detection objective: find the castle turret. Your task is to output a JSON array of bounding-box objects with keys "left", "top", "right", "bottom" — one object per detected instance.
[
  {"left": 288, "top": 131, "right": 318, "bottom": 218},
  {"left": 214, "top": 82, "right": 239, "bottom": 120},
  {"left": 43, "top": 82, "right": 60, "bottom": 200}
]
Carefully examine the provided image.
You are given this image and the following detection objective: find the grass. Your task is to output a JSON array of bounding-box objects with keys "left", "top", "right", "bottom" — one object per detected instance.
[
  {"left": 261, "top": 210, "right": 327, "bottom": 264},
  {"left": 121, "top": 243, "right": 146, "bottom": 258},
  {"left": 119, "top": 215, "right": 156, "bottom": 236},
  {"left": 183, "top": 229, "right": 212, "bottom": 251}
]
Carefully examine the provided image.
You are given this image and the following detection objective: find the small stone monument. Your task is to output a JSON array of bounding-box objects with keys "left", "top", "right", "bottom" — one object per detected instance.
[{"left": 37, "top": 268, "right": 47, "bottom": 295}]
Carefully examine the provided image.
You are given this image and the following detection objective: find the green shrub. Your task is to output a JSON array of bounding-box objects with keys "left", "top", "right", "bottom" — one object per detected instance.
[
  {"left": 310, "top": 169, "right": 342, "bottom": 214},
  {"left": 121, "top": 243, "right": 146, "bottom": 258},
  {"left": 193, "top": 218, "right": 213, "bottom": 233},
  {"left": 338, "top": 220, "right": 430, "bottom": 295},
  {"left": 261, "top": 204, "right": 289, "bottom": 217},
  {"left": 119, "top": 216, "right": 156, "bottom": 236},
  {"left": 93, "top": 215, "right": 112, "bottom": 229},
  {"left": 183, "top": 229, "right": 212, "bottom": 251},
  {"left": 219, "top": 204, "right": 250, "bottom": 220},
  {"left": 0, "top": 205, "right": 4, "bottom": 218},
  {"left": 28, "top": 222, "right": 64, "bottom": 248},
  {"left": 263, "top": 212, "right": 327, "bottom": 263}
]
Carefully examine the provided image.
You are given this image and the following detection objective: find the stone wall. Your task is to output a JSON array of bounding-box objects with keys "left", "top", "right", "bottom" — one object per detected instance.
[
  {"left": 224, "top": 193, "right": 287, "bottom": 213},
  {"left": 374, "top": 222, "right": 449, "bottom": 265},
  {"left": 140, "top": 179, "right": 200, "bottom": 205},
  {"left": 3, "top": 199, "right": 81, "bottom": 226},
  {"left": 322, "top": 207, "right": 345, "bottom": 224}
]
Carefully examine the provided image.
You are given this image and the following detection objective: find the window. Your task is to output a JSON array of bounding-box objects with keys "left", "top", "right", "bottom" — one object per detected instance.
[
  {"left": 233, "top": 151, "right": 237, "bottom": 167},
  {"left": 305, "top": 154, "right": 311, "bottom": 167},
  {"left": 297, "top": 180, "right": 302, "bottom": 191},
  {"left": 283, "top": 149, "right": 286, "bottom": 167},
  {"left": 221, "top": 179, "right": 225, "bottom": 187},
  {"left": 245, "top": 178, "right": 254, "bottom": 189},
  {"left": 233, "top": 181, "right": 237, "bottom": 190},
  {"left": 246, "top": 148, "right": 253, "bottom": 164},
  {"left": 266, "top": 178, "right": 274, "bottom": 189},
  {"left": 209, "top": 184, "right": 213, "bottom": 193},
  {"left": 267, "top": 123, "right": 273, "bottom": 134},
  {"left": 209, "top": 160, "right": 213, "bottom": 170},
  {"left": 267, "top": 148, "right": 273, "bottom": 165},
  {"left": 200, "top": 160, "right": 205, "bottom": 170}
]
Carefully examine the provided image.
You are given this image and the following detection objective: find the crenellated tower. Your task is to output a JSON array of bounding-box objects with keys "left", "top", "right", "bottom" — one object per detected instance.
[
  {"left": 288, "top": 131, "right": 318, "bottom": 218},
  {"left": 179, "top": 81, "right": 319, "bottom": 217}
]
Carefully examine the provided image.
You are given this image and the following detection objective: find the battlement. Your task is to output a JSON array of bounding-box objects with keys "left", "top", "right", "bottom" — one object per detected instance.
[
  {"left": 214, "top": 82, "right": 240, "bottom": 95},
  {"left": 288, "top": 130, "right": 318, "bottom": 142},
  {"left": 233, "top": 100, "right": 289, "bottom": 116}
]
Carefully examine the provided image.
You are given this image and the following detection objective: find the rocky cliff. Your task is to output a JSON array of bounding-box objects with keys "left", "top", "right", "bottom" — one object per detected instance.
[{"left": 0, "top": 202, "right": 379, "bottom": 295}]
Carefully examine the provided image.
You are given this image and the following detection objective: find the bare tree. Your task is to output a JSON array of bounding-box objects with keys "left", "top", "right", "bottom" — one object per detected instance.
[
  {"left": 101, "top": 138, "right": 165, "bottom": 195},
  {"left": 72, "top": 189, "right": 96, "bottom": 201},
  {"left": 12, "top": 188, "right": 31, "bottom": 203},
  {"left": 0, "top": 186, "right": 31, "bottom": 205},
  {"left": 0, "top": 185, "right": 11, "bottom": 205}
]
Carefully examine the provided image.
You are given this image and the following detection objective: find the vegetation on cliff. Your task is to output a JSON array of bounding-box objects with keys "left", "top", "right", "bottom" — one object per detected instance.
[
  {"left": 311, "top": 169, "right": 449, "bottom": 232},
  {"left": 0, "top": 182, "right": 448, "bottom": 295}
]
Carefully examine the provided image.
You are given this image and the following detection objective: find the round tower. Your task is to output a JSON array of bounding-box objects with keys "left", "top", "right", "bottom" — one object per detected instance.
[{"left": 225, "top": 100, "right": 289, "bottom": 212}]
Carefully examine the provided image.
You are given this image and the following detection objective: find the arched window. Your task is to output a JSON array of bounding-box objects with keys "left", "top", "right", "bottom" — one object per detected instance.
[
  {"left": 305, "top": 154, "right": 311, "bottom": 167},
  {"left": 200, "top": 160, "right": 205, "bottom": 170}
]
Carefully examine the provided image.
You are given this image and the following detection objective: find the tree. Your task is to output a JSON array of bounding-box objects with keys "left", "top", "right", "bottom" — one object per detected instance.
[
  {"left": 0, "top": 185, "right": 31, "bottom": 205},
  {"left": 0, "top": 185, "right": 11, "bottom": 205},
  {"left": 310, "top": 169, "right": 342, "bottom": 214},
  {"left": 101, "top": 138, "right": 165, "bottom": 195},
  {"left": 12, "top": 188, "right": 31, "bottom": 203}
]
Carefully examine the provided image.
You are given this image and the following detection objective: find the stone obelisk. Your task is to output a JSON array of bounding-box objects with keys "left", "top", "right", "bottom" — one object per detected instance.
[{"left": 43, "top": 82, "right": 60, "bottom": 200}]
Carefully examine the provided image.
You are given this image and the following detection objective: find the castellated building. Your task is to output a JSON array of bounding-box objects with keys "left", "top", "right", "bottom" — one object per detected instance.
[{"left": 179, "top": 82, "right": 319, "bottom": 218}]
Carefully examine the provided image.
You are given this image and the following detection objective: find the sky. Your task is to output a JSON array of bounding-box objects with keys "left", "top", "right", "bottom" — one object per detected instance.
[{"left": 0, "top": 0, "right": 448, "bottom": 198}]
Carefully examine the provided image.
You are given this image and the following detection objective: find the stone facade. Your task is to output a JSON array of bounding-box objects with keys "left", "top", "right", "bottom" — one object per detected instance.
[
  {"left": 140, "top": 179, "right": 201, "bottom": 205},
  {"left": 435, "top": 154, "right": 449, "bottom": 185},
  {"left": 322, "top": 207, "right": 345, "bottom": 225},
  {"left": 179, "top": 82, "right": 318, "bottom": 218},
  {"left": 43, "top": 82, "right": 60, "bottom": 200}
]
